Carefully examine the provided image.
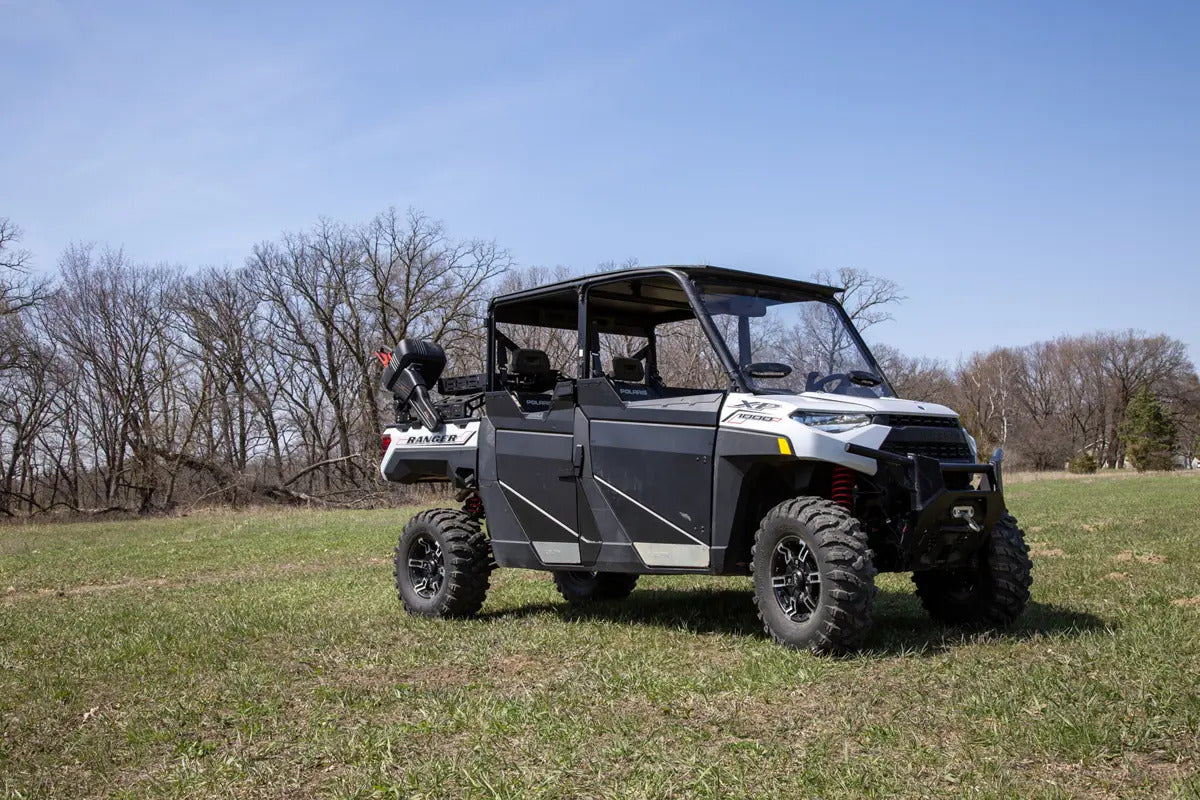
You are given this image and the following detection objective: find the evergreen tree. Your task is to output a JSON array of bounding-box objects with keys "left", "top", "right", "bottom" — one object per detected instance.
[{"left": 1120, "top": 386, "right": 1177, "bottom": 471}]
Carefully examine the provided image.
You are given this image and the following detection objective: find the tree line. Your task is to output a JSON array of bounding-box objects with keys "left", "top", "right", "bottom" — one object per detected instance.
[
  {"left": 0, "top": 210, "right": 1195, "bottom": 516},
  {"left": 879, "top": 331, "right": 1199, "bottom": 471}
]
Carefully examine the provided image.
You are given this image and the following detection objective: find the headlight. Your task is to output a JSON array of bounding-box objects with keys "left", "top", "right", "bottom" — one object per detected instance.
[
  {"left": 965, "top": 431, "right": 978, "bottom": 461},
  {"left": 791, "top": 411, "right": 871, "bottom": 433}
]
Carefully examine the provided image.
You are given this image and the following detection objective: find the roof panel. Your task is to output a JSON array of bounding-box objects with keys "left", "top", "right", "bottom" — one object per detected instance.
[
  {"left": 490, "top": 265, "right": 843, "bottom": 334},
  {"left": 492, "top": 265, "right": 840, "bottom": 306}
]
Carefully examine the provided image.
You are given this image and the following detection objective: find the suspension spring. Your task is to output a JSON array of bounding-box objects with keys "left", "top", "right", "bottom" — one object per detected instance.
[{"left": 831, "top": 466, "right": 854, "bottom": 509}]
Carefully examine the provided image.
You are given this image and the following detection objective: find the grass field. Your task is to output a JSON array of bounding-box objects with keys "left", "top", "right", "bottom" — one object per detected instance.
[{"left": 2, "top": 474, "right": 1199, "bottom": 799}]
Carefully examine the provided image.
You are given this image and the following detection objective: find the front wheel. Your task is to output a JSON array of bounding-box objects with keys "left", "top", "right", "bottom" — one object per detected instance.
[
  {"left": 912, "top": 513, "right": 1033, "bottom": 627},
  {"left": 394, "top": 509, "right": 493, "bottom": 618},
  {"left": 751, "top": 497, "right": 877, "bottom": 654}
]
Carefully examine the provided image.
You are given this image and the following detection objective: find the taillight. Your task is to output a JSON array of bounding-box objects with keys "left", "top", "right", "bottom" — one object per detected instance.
[{"left": 381, "top": 435, "right": 391, "bottom": 456}]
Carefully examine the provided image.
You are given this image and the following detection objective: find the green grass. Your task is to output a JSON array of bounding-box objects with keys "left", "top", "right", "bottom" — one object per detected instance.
[{"left": 2, "top": 475, "right": 1198, "bottom": 799}]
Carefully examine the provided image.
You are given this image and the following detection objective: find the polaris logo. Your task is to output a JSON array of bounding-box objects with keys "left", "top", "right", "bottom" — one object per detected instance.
[{"left": 406, "top": 434, "right": 459, "bottom": 445}]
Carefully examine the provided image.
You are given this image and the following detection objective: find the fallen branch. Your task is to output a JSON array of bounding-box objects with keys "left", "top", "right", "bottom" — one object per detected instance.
[
  {"left": 152, "top": 448, "right": 356, "bottom": 508},
  {"left": 281, "top": 453, "right": 361, "bottom": 487}
]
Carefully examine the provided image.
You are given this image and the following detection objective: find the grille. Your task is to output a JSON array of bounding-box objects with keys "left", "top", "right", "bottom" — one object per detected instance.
[
  {"left": 879, "top": 414, "right": 973, "bottom": 462},
  {"left": 880, "top": 440, "right": 974, "bottom": 461},
  {"left": 873, "top": 414, "right": 960, "bottom": 428}
]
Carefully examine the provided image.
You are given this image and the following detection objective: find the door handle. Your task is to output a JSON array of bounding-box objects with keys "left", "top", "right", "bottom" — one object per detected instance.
[{"left": 560, "top": 444, "right": 585, "bottom": 480}]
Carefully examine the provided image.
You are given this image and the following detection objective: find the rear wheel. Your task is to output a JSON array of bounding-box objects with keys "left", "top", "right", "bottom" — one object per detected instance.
[
  {"left": 394, "top": 509, "right": 493, "bottom": 617},
  {"left": 912, "top": 513, "right": 1032, "bottom": 627},
  {"left": 553, "top": 570, "right": 638, "bottom": 604},
  {"left": 751, "top": 497, "right": 877, "bottom": 654}
]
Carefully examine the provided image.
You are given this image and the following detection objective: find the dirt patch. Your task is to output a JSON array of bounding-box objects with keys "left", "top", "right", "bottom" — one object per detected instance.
[
  {"left": 1104, "top": 572, "right": 1131, "bottom": 581},
  {"left": 1030, "top": 547, "right": 1066, "bottom": 558},
  {"left": 1171, "top": 596, "right": 1200, "bottom": 608},
  {"left": 1036, "top": 752, "right": 1196, "bottom": 799},
  {"left": 2, "top": 577, "right": 175, "bottom": 601},
  {"left": 1112, "top": 550, "right": 1168, "bottom": 564}
]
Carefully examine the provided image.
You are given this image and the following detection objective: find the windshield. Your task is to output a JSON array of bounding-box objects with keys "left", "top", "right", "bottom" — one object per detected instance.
[{"left": 699, "top": 287, "right": 893, "bottom": 398}]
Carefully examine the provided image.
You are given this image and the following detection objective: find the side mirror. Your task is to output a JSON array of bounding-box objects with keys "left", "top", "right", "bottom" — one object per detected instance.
[
  {"left": 746, "top": 362, "right": 793, "bottom": 379},
  {"left": 848, "top": 370, "right": 882, "bottom": 387}
]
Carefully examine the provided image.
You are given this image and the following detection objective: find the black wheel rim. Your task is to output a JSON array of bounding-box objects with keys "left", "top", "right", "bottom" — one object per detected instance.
[
  {"left": 770, "top": 535, "right": 822, "bottom": 623},
  {"left": 407, "top": 534, "right": 445, "bottom": 599}
]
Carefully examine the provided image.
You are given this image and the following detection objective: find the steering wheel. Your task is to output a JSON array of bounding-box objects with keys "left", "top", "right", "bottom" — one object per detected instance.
[{"left": 808, "top": 372, "right": 852, "bottom": 394}]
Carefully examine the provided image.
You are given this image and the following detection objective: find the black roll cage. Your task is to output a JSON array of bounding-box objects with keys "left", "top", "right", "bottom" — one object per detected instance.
[{"left": 485, "top": 266, "right": 893, "bottom": 397}]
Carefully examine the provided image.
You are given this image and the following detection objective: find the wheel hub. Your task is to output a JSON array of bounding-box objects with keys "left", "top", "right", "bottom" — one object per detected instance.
[
  {"left": 407, "top": 535, "right": 445, "bottom": 599},
  {"left": 770, "top": 536, "right": 822, "bottom": 623}
]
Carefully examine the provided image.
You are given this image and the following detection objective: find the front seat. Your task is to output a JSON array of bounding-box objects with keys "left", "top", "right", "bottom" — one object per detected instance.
[{"left": 610, "top": 356, "right": 656, "bottom": 401}]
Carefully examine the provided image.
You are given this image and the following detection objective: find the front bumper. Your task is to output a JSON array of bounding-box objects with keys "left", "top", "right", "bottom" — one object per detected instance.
[{"left": 845, "top": 442, "right": 1007, "bottom": 571}]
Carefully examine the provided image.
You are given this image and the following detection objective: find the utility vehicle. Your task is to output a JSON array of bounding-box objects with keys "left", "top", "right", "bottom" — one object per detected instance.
[{"left": 379, "top": 266, "right": 1032, "bottom": 653}]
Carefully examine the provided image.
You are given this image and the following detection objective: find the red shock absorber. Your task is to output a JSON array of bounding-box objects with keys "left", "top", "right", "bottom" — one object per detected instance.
[
  {"left": 462, "top": 493, "right": 485, "bottom": 518},
  {"left": 831, "top": 466, "right": 854, "bottom": 509}
]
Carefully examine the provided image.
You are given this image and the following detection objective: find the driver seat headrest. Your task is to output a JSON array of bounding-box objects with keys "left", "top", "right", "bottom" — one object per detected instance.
[
  {"left": 611, "top": 357, "right": 644, "bottom": 383},
  {"left": 512, "top": 349, "right": 551, "bottom": 377}
]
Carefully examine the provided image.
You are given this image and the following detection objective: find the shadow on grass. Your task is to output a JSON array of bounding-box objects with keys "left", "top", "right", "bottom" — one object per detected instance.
[{"left": 481, "top": 587, "right": 1109, "bottom": 657}]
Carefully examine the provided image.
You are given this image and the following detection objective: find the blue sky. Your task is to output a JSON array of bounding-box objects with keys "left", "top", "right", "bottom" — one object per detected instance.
[{"left": 3, "top": 0, "right": 1198, "bottom": 363}]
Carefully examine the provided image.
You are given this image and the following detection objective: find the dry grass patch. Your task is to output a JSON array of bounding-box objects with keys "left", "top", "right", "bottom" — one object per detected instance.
[{"left": 1112, "top": 550, "right": 1169, "bottom": 564}]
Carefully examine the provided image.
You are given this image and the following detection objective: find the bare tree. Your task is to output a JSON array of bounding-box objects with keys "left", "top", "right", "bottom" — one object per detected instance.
[
  {"left": 873, "top": 344, "right": 954, "bottom": 402},
  {"left": 812, "top": 267, "right": 905, "bottom": 333},
  {"left": 953, "top": 348, "right": 1022, "bottom": 457},
  {"left": 41, "top": 246, "right": 184, "bottom": 511},
  {"left": 1096, "top": 331, "right": 1192, "bottom": 467},
  {"left": 1, "top": 218, "right": 50, "bottom": 320}
]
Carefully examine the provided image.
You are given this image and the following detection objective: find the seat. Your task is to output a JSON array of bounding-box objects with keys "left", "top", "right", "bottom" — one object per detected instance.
[
  {"left": 508, "top": 348, "right": 558, "bottom": 411},
  {"left": 610, "top": 356, "right": 660, "bottom": 402},
  {"left": 511, "top": 349, "right": 555, "bottom": 391},
  {"left": 610, "top": 357, "right": 644, "bottom": 383}
]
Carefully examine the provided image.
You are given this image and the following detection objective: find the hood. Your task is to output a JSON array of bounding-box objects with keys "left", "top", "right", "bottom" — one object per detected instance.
[{"left": 752, "top": 392, "right": 959, "bottom": 418}]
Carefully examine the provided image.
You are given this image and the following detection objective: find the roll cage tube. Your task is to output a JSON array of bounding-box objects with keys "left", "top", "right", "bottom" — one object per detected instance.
[
  {"left": 484, "top": 267, "right": 894, "bottom": 397},
  {"left": 577, "top": 268, "right": 749, "bottom": 390}
]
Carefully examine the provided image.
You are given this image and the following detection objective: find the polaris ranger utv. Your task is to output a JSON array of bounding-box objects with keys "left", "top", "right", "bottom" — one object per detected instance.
[{"left": 379, "top": 266, "right": 1032, "bottom": 653}]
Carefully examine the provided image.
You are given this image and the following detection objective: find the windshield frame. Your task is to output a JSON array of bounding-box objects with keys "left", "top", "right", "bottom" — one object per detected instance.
[{"left": 689, "top": 279, "right": 896, "bottom": 398}]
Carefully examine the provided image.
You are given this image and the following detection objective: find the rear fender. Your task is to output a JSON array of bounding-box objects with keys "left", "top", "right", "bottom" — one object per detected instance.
[{"left": 380, "top": 420, "right": 480, "bottom": 488}]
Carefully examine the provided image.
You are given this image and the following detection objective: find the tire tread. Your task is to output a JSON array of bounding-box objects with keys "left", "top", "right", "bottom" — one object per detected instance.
[
  {"left": 394, "top": 508, "right": 493, "bottom": 618},
  {"left": 912, "top": 512, "right": 1032, "bottom": 627},
  {"left": 751, "top": 497, "right": 877, "bottom": 654}
]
